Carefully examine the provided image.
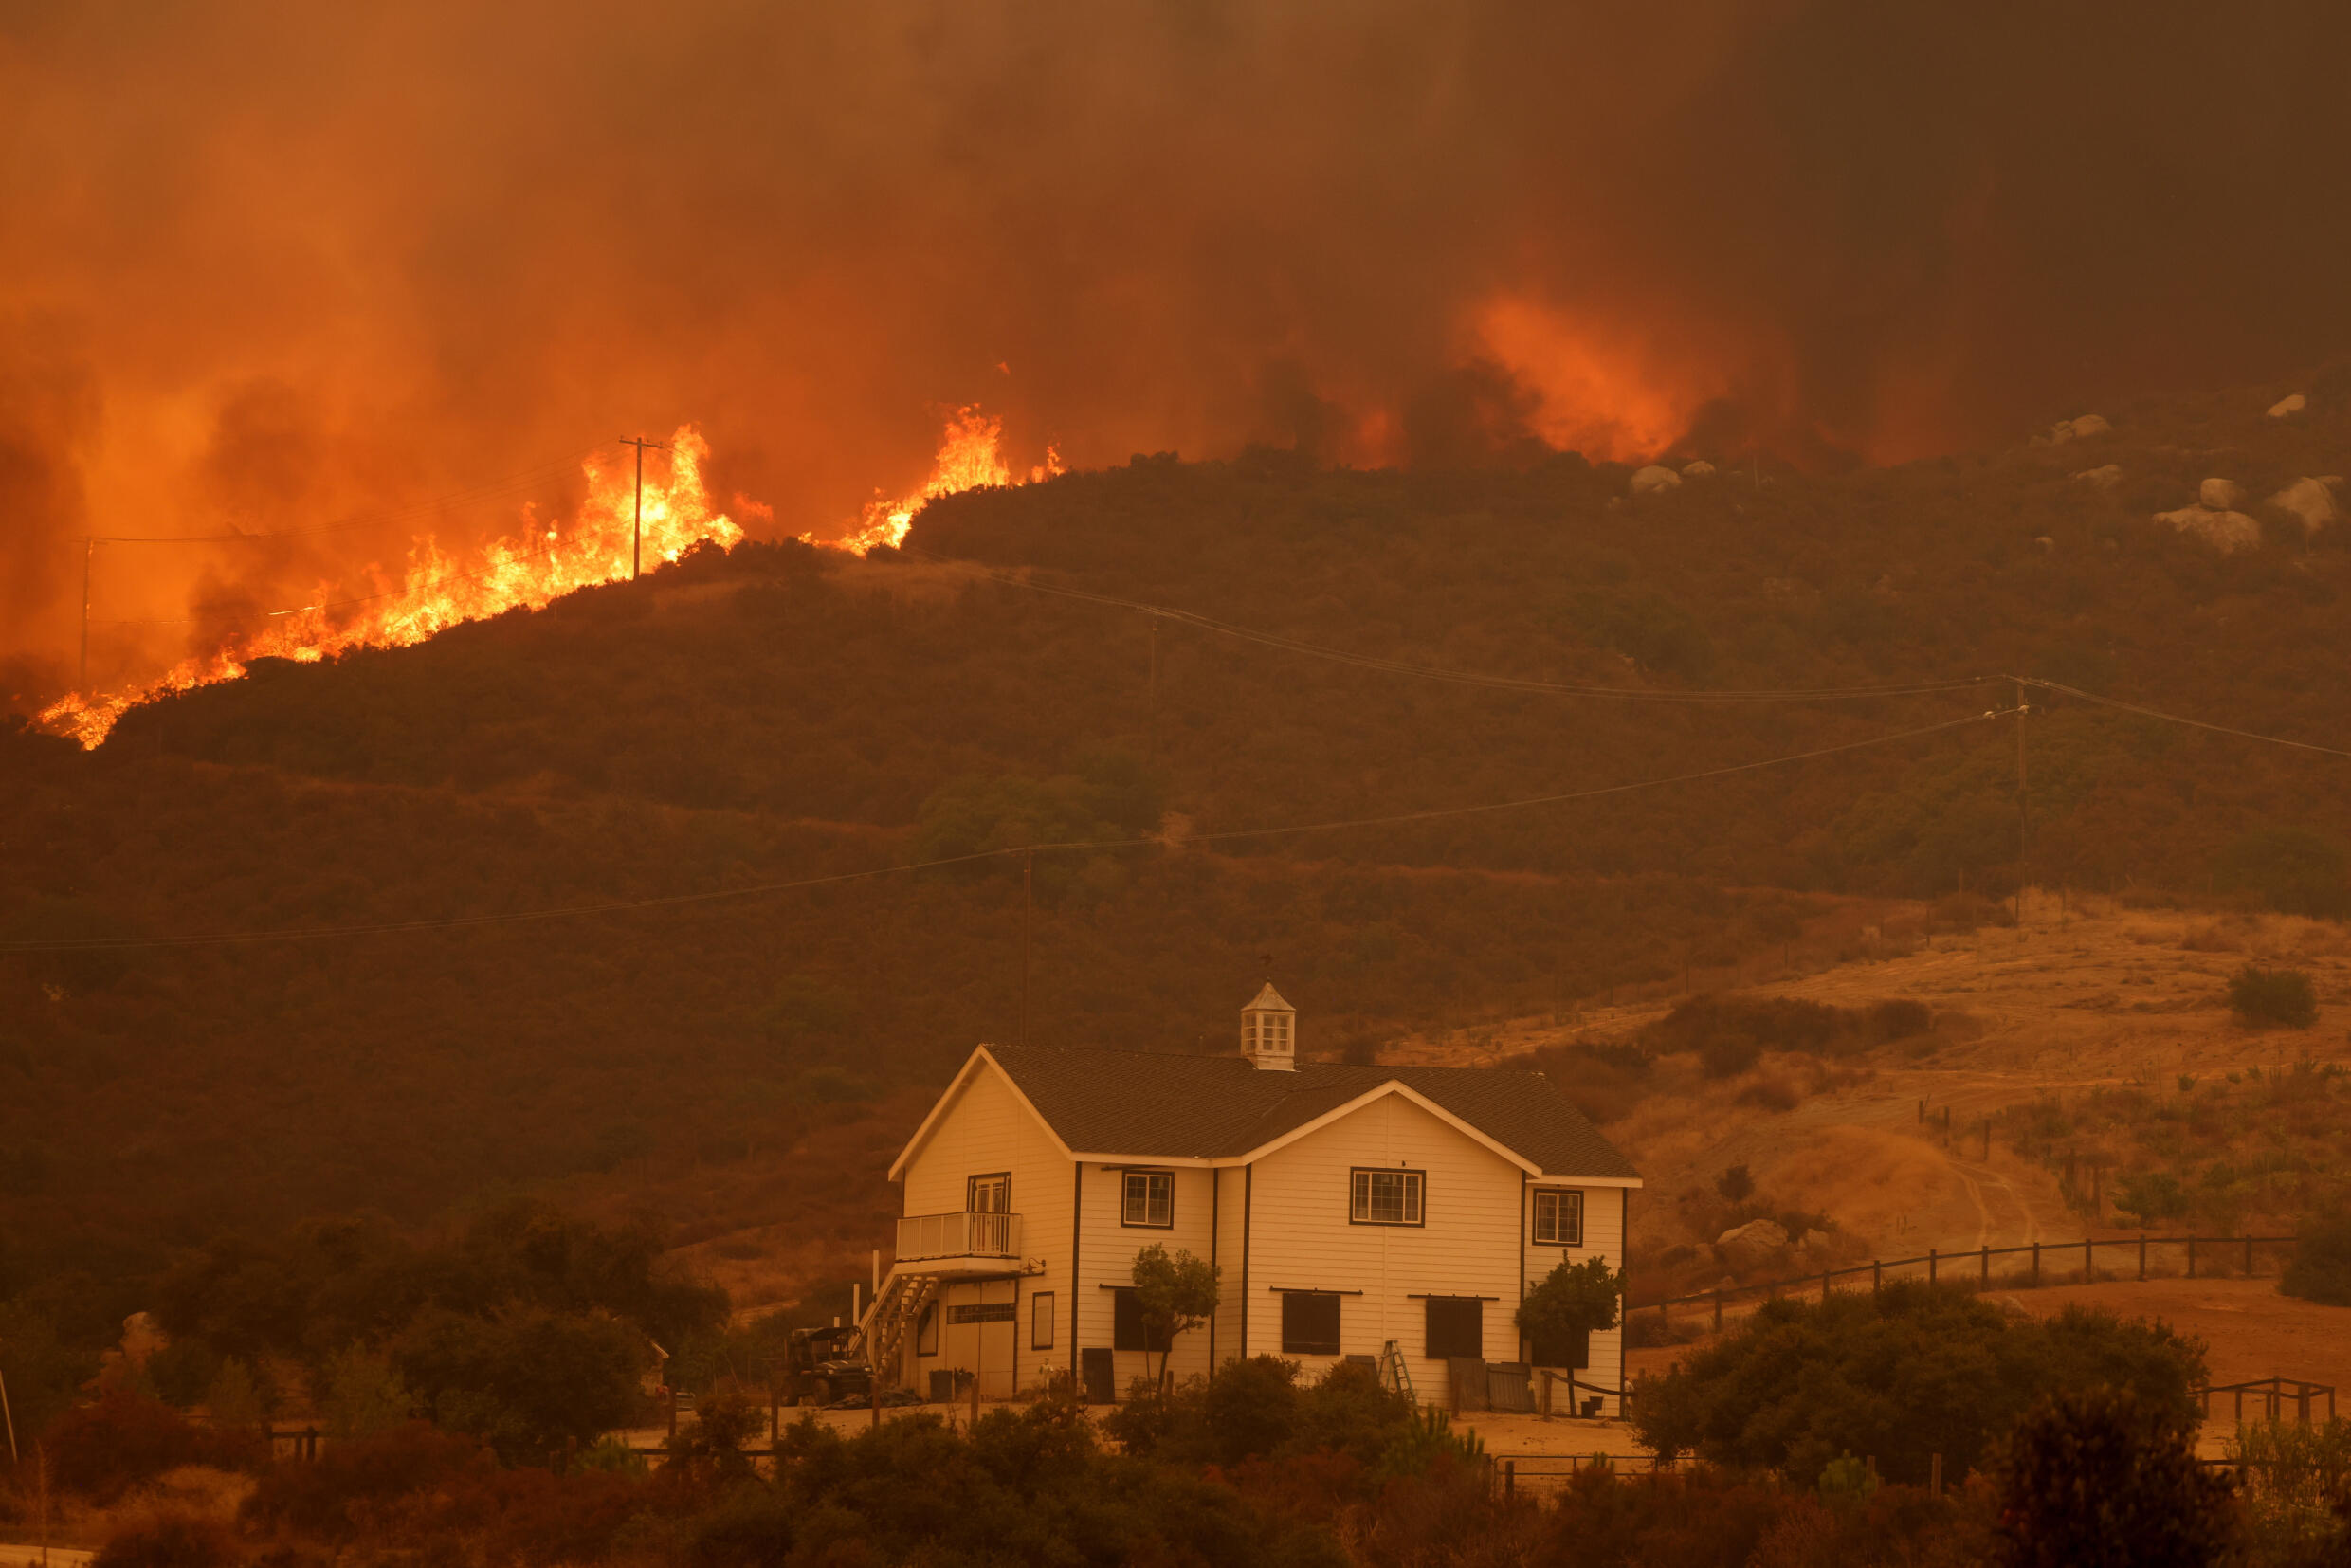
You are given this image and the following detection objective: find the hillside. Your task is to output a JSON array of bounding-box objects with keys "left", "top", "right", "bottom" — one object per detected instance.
[{"left": 7, "top": 374, "right": 2351, "bottom": 1339}]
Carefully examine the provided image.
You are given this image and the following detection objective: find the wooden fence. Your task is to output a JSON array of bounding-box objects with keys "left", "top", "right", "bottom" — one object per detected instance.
[{"left": 1638, "top": 1233, "right": 2297, "bottom": 1334}]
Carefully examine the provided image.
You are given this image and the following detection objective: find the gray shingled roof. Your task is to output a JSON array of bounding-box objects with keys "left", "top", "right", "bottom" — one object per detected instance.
[{"left": 982, "top": 1045, "right": 1639, "bottom": 1179}]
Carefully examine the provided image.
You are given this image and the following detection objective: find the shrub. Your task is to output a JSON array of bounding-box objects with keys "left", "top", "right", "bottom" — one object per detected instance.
[
  {"left": 1203, "top": 1356, "right": 1301, "bottom": 1466},
  {"left": 92, "top": 1511, "right": 244, "bottom": 1568},
  {"left": 43, "top": 1391, "right": 254, "bottom": 1502},
  {"left": 1991, "top": 1388, "right": 2233, "bottom": 1568},
  {"left": 1715, "top": 1163, "right": 1755, "bottom": 1203},
  {"left": 1632, "top": 1284, "right": 2204, "bottom": 1486},
  {"left": 241, "top": 1422, "right": 489, "bottom": 1541},
  {"left": 2282, "top": 1212, "right": 2351, "bottom": 1306},
  {"left": 2231, "top": 966, "right": 2318, "bottom": 1028}
]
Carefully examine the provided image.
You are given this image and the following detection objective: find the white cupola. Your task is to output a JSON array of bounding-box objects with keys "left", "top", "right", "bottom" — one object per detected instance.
[{"left": 1241, "top": 981, "right": 1297, "bottom": 1070}]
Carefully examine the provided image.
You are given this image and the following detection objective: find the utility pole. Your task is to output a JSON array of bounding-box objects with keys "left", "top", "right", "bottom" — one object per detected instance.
[
  {"left": 0, "top": 1340, "right": 16, "bottom": 1462},
  {"left": 78, "top": 538, "right": 94, "bottom": 687},
  {"left": 618, "top": 437, "right": 668, "bottom": 580},
  {"left": 2014, "top": 679, "right": 2031, "bottom": 928},
  {"left": 1019, "top": 851, "right": 1033, "bottom": 1047}
]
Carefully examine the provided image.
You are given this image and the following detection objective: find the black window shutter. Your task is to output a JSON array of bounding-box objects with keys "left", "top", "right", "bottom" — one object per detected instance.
[
  {"left": 1424, "top": 1298, "right": 1483, "bottom": 1361},
  {"left": 1281, "top": 1292, "right": 1341, "bottom": 1356},
  {"left": 1112, "top": 1287, "right": 1169, "bottom": 1353}
]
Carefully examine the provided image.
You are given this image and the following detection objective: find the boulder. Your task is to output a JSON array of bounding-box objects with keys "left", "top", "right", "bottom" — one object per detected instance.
[
  {"left": 1681, "top": 459, "right": 1716, "bottom": 478},
  {"left": 2072, "top": 464, "right": 2123, "bottom": 489},
  {"left": 2199, "top": 477, "right": 2243, "bottom": 511},
  {"left": 1715, "top": 1217, "right": 1789, "bottom": 1262},
  {"left": 2156, "top": 505, "right": 2261, "bottom": 553},
  {"left": 2269, "top": 477, "right": 2340, "bottom": 536},
  {"left": 2269, "top": 392, "right": 2307, "bottom": 419},
  {"left": 1631, "top": 465, "right": 1682, "bottom": 496},
  {"left": 2034, "top": 536, "right": 2056, "bottom": 552},
  {"left": 2045, "top": 413, "right": 2111, "bottom": 445}
]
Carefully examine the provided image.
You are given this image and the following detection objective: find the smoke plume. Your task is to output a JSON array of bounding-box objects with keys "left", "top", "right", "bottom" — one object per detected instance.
[{"left": 5, "top": 0, "right": 2349, "bottom": 695}]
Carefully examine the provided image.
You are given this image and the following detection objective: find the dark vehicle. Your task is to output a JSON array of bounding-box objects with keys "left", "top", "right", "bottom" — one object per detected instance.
[{"left": 785, "top": 1324, "right": 872, "bottom": 1405}]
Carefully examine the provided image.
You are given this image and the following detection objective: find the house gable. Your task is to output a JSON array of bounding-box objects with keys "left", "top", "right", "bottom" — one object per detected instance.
[{"left": 887, "top": 1046, "right": 1072, "bottom": 1184}]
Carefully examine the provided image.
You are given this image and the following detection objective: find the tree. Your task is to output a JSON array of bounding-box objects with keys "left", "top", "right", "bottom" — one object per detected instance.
[
  {"left": 1129, "top": 1246, "right": 1218, "bottom": 1391},
  {"left": 1516, "top": 1256, "right": 1623, "bottom": 1370},
  {"left": 391, "top": 1305, "right": 646, "bottom": 1463},
  {"left": 2281, "top": 1211, "right": 2351, "bottom": 1306},
  {"left": 1992, "top": 1388, "right": 2233, "bottom": 1568}
]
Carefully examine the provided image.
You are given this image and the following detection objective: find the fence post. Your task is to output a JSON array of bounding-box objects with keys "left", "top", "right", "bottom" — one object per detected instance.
[
  {"left": 2139, "top": 1233, "right": 2147, "bottom": 1281},
  {"left": 1918, "top": 1099, "right": 1924, "bottom": 1124},
  {"left": 1930, "top": 1452, "right": 1942, "bottom": 1497},
  {"left": 1822, "top": 1270, "right": 1831, "bottom": 1304},
  {"left": 1504, "top": 1459, "right": 1516, "bottom": 1502},
  {"left": 1872, "top": 1259, "right": 1882, "bottom": 1294},
  {"left": 2032, "top": 1242, "right": 2040, "bottom": 1285},
  {"left": 1980, "top": 1245, "right": 1989, "bottom": 1283},
  {"left": 2085, "top": 1238, "right": 2093, "bottom": 1282},
  {"left": 1928, "top": 1248, "right": 1938, "bottom": 1284},
  {"left": 2300, "top": 1388, "right": 2312, "bottom": 1428},
  {"left": 1714, "top": 1290, "right": 1723, "bottom": 1332},
  {"left": 2246, "top": 1236, "right": 2254, "bottom": 1275},
  {"left": 2188, "top": 1238, "right": 2197, "bottom": 1280}
]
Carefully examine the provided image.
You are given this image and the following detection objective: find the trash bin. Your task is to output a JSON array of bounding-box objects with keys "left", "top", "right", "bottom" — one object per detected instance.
[{"left": 928, "top": 1370, "right": 957, "bottom": 1402}]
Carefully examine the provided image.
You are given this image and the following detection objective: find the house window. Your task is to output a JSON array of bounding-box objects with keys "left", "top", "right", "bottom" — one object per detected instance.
[
  {"left": 1280, "top": 1291, "right": 1342, "bottom": 1356},
  {"left": 1031, "top": 1291, "right": 1055, "bottom": 1351},
  {"left": 1350, "top": 1168, "right": 1425, "bottom": 1226},
  {"left": 1532, "top": 1189, "right": 1584, "bottom": 1247},
  {"left": 947, "top": 1302, "right": 1015, "bottom": 1324},
  {"left": 916, "top": 1302, "right": 939, "bottom": 1356},
  {"left": 1121, "top": 1171, "right": 1175, "bottom": 1228},
  {"left": 967, "top": 1173, "right": 1011, "bottom": 1212},
  {"left": 1424, "top": 1298, "right": 1483, "bottom": 1360},
  {"left": 1111, "top": 1287, "right": 1171, "bottom": 1353}
]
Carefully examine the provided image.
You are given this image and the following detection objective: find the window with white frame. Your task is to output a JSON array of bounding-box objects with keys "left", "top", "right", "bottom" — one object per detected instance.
[
  {"left": 1350, "top": 1168, "right": 1424, "bottom": 1226},
  {"left": 1532, "top": 1188, "right": 1584, "bottom": 1247},
  {"left": 1121, "top": 1170, "right": 1175, "bottom": 1228}
]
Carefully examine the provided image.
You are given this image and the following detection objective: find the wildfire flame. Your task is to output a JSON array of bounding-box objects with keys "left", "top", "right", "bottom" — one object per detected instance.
[
  {"left": 40, "top": 425, "right": 742, "bottom": 748},
  {"left": 818, "top": 405, "right": 1063, "bottom": 556}
]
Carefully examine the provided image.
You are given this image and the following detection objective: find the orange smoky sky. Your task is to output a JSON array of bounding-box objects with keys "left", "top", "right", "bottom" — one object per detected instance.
[{"left": 4, "top": 1, "right": 2350, "bottom": 699}]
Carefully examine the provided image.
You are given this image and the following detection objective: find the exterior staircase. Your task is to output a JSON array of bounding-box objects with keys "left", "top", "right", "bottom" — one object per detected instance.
[{"left": 859, "top": 1270, "right": 937, "bottom": 1386}]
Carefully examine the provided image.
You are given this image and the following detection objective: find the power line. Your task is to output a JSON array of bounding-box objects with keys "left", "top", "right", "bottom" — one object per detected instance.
[
  {"left": 0, "top": 711, "right": 1999, "bottom": 954},
  {"left": 899, "top": 547, "right": 2351, "bottom": 755},
  {"left": 898, "top": 546, "right": 1992, "bottom": 703},
  {"left": 86, "top": 538, "right": 577, "bottom": 628},
  {"left": 75, "top": 458, "right": 582, "bottom": 545},
  {"left": 2017, "top": 677, "right": 2351, "bottom": 760}
]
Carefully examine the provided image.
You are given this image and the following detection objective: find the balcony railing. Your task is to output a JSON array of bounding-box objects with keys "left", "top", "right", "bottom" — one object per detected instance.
[{"left": 898, "top": 1210, "right": 1023, "bottom": 1262}]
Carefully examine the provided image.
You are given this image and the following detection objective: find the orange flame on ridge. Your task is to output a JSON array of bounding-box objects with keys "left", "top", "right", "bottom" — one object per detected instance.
[
  {"left": 818, "top": 405, "right": 1063, "bottom": 556},
  {"left": 40, "top": 425, "right": 742, "bottom": 748}
]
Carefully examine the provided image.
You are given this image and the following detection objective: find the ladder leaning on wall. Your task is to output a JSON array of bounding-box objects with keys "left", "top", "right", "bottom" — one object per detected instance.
[{"left": 1378, "top": 1340, "right": 1415, "bottom": 1401}]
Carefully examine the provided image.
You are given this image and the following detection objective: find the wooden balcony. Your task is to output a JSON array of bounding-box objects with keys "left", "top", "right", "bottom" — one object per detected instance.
[{"left": 895, "top": 1210, "right": 1024, "bottom": 1272}]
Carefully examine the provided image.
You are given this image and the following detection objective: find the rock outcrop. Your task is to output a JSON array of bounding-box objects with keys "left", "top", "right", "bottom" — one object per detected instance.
[
  {"left": 1715, "top": 1217, "right": 1789, "bottom": 1263},
  {"left": 2269, "top": 476, "right": 2342, "bottom": 536},
  {"left": 1631, "top": 465, "right": 1682, "bottom": 496},
  {"left": 2072, "top": 464, "right": 2123, "bottom": 489},
  {"left": 2157, "top": 502, "right": 2261, "bottom": 553},
  {"left": 1681, "top": 459, "right": 1716, "bottom": 478},
  {"left": 2200, "top": 477, "right": 2243, "bottom": 510},
  {"left": 2269, "top": 392, "right": 2308, "bottom": 419},
  {"left": 2038, "top": 413, "right": 2111, "bottom": 445}
]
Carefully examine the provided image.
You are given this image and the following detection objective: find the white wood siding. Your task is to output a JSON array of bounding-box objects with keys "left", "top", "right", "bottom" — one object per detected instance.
[
  {"left": 1073, "top": 1160, "right": 1219, "bottom": 1392},
  {"left": 897, "top": 1062, "right": 1072, "bottom": 1396},
  {"left": 1245, "top": 1093, "right": 1524, "bottom": 1398},
  {"left": 1521, "top": 1177, "right": 1630, "bottom": 1416},
  {"left": 1212, "top": 1164, "right": 1248, "bottom": 1363}
]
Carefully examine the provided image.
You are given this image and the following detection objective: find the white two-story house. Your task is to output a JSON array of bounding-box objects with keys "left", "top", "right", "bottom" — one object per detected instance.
[{"left": 859, "top": 984, "right": 1642, "bottom": 1412}]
